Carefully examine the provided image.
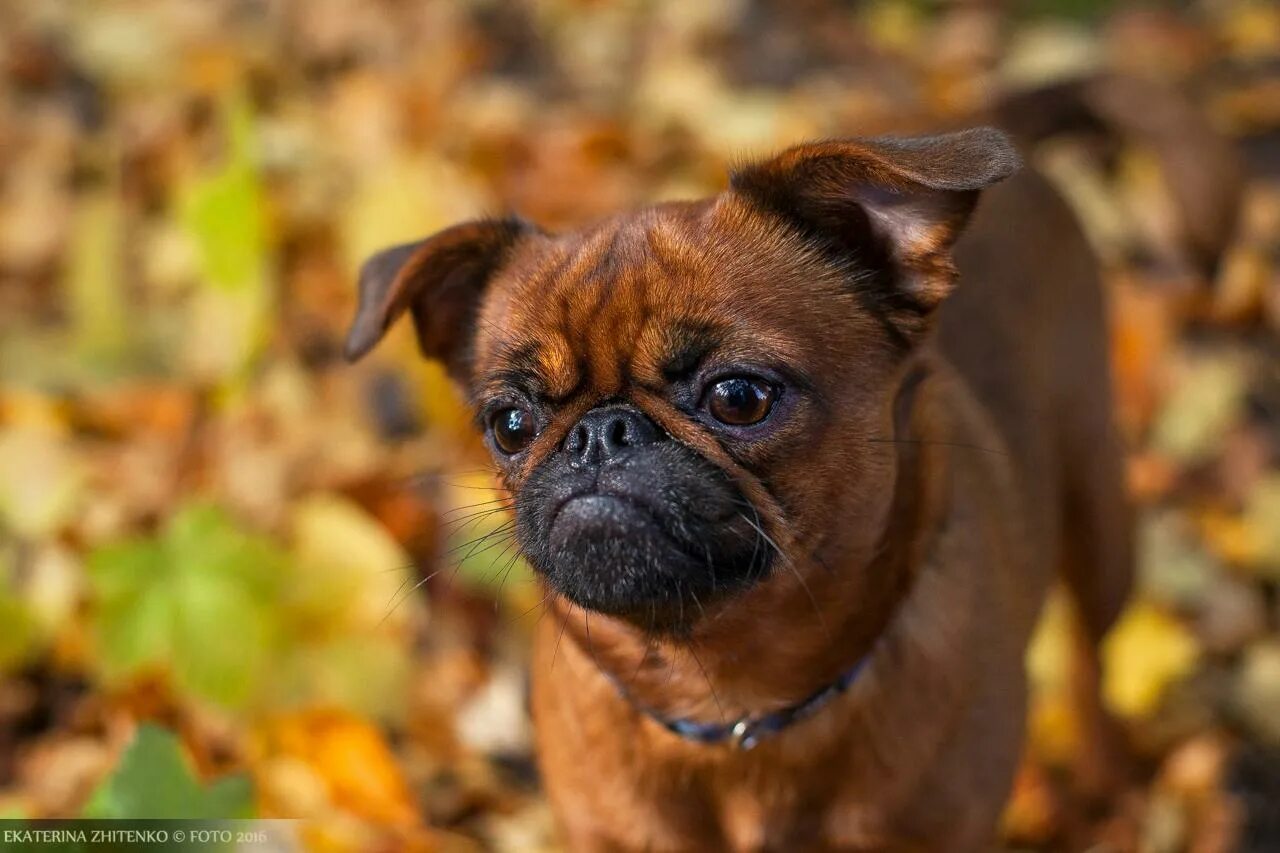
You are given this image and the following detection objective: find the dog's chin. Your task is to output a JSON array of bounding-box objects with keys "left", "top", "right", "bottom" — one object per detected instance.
[{"left": 535, "top": 494, "right": 770, "bottom": 631}]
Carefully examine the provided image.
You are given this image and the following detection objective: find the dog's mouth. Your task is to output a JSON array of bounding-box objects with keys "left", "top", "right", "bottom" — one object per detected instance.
[
  {"left": 514, "top": 445, "right": 774, "bottom": 628},
  {"left": 550, "top": 493, "right": 661, "bottom": 544}
]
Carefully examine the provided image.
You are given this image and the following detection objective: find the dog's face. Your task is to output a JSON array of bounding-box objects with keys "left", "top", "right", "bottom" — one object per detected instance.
[{"left": 346, "top": 129, "right": 1018, "bottom": 630}]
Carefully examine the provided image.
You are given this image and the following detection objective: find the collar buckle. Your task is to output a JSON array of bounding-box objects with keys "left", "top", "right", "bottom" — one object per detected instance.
[{"left": 729, "top": 719, "right": 758, "bottom": 751}]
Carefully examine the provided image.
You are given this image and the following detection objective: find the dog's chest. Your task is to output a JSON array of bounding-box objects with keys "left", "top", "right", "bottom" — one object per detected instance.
[
  {"left": 715, "top": 787, "right": 883, "bottom": 852},
  {"left": 701, "top": 750, "right": 1000, "bottom": 853}
]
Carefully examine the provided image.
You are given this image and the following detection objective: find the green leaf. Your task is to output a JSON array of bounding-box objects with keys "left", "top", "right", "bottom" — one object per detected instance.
[
  {"left": 169, "top": 569, "right": 273, "bottom": 707},
  {"left": 203, "top": 774, "right": 256, "bottom": 819},
  {"left": 87, "top": 539, "right": 165, "bottom": 611},
  {"left": 83, "top": 724, "right": 254, "bottom": 819},
  {"left": 87, "top": 503, "right": 286, "bottom": 709},
  {"left": 176, "top": 91, "right": 274, "bottom": 382},
  {"left": 178, "top": 92, "right": 266, "bottom": 295},
  {"left": 93, "top": 570, "right": 173, "bottom": 677},
  {"left": 0, "top": 591, "right": 38, "bottom": 673},
  {"left": 0, "top": 547, "right": 39, "bottom": 673}
]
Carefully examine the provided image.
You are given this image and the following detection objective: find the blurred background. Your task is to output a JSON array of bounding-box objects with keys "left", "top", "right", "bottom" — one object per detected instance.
[{"left": 0, "top": 0, "right": 1278, "bottom": 850}]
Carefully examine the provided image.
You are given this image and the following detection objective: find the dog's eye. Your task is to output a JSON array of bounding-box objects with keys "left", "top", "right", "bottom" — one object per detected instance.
[
  {"left": 706, "top": 377, "right": 777, "bottom": 426},
  {"left": 492, "top": 407, "right": 537, "bottom": 454}
]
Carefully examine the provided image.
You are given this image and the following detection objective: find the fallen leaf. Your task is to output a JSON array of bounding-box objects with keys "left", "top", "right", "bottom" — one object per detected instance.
[
  {"left": 1235, "top": 642, "right": 1280, "bottom": 746},
  {"left": 1150, "top": 354, "right": 1247, "bottom": 464},
  {"left": 1104, "top": 601, "right": 1201, "bottom": 719},
  {"left": 87, "top": 503, "right": 286, "bottom": 709},
  {"left": 254, "top": 709, "right": 419, "bottom": 828},
  {"left": 0, "top": 424, "right": 85, "bottom": 539},
  {"left": 84, "top": 723, "right": 254, "bottom": 819}
]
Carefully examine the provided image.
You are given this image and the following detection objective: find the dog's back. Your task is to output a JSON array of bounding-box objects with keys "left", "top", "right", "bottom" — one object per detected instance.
[
  {"left": 941, "top": 169, "right": 1133, "bottom": 641},
  {"left": 936, "top": 75, "right": 1240, "bottom": 646}
]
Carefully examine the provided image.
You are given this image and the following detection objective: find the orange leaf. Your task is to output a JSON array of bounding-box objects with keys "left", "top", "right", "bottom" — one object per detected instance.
[{"left": 255, "top": 709, "right": 419, "bottom": 828}]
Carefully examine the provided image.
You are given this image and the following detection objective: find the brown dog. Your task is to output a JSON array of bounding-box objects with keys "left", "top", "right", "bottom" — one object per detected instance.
[{"left": 346, "top": 127, "right": 1132, "bottom": 851}]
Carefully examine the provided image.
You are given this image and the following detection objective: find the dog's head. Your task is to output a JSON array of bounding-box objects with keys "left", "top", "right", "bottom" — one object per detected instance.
[{"left": 346, "top": 129, "right": 1019, "bottom": 630}]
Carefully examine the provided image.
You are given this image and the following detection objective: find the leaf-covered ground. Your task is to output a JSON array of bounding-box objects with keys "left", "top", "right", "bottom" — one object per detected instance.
[{"left": 1, "top": 1, "right": 1278, "bottom": 850}]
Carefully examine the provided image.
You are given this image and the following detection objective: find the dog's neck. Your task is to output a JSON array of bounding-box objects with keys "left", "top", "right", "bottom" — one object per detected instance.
[{"left": 547, "top": 353, "right": 955, "bottom": 723}]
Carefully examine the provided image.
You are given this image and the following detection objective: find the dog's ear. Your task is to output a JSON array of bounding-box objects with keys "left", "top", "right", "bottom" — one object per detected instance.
[
  {"left": 731, "top": 127, "right": 1020, "bottom": 324},
  {"left": 344, "top": 218, "right": 529, "bottom": 376}
]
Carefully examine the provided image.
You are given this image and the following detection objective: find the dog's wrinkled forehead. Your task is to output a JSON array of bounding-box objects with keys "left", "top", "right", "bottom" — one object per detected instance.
[
  {"left": 343, "top": 128, "right": 1019, "bottom": 388},
  {"left": 471, "top": 198, "right": 846, "bottom": 399}
]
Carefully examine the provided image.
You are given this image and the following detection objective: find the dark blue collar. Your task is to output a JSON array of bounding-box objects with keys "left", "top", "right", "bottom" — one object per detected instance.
[{"left": 606, "top": 655, "right": 870, "bottom": 751}]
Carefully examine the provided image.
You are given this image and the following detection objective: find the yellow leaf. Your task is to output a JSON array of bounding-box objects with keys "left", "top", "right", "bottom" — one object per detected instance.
[
  {"left": 413, "top": 359, "right": 472, "bottom": 444},
  {"left": 1103, "top": 601, "right": 1200, "bottom": 719},
  {"left": 1219, "top": 2, "right": 1280, "bottom": 58},
  {"left": 0, "top": 425, "right": 85, "bottom": 539},
  {"left": 1150, "top": 355, "right": 1247, "bottom": 464},
  {"left": 1026, "top": 590, "right": 1073, "bottom": 699},
  {"left": 64, "top": 189, "right": 128, "bottom": 365},
  {"left": 1243, "top": 475, "right": 1280, "bottom": 578},
  {"left": 290, "top": 494, "right": 414, "bottom": 632},
  {"left": 341, "top": 153, "right": 489, "bottom": 279},
  {"left": 861, "top": 0, "right": 926, "bottom": 55},
  {"left": 1197, "top": 509, "right": 1263, "bottom": 567},
  {"left": 1025, "top": 592, "right": 1081, "bottom": 765},
  {"left": 0, "top": 391, "right": 68, "bottom": 431},
  {"left": 1027, "top": 692, "right": 1081, "bottom": 767}
]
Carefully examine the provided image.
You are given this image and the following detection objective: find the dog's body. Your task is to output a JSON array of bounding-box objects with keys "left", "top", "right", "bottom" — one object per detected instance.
[
  {"left": 347, "top": 130, "right": 1132, "bottom": 851},
  {"left": 529, "top": 169, "right": 1131, "bottom": 852}
]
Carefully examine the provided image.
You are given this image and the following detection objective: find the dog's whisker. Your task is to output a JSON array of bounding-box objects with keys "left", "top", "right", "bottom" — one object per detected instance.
[
  {"left": 379, "top": 564, "right": 447, "bottom": 625},
  {"left": 686, "top": 640, "right": 726, "bottom": 724},
  {"left": 419, "top": 526, "right": 519, "bottom": 607},
  {"left": 438, "top": 532, "right": 519, "bottom": 599},
  {"left": 507, "top": 587, "right": 553, "bottom": 627},
  {"left": 492, "top": 542, "right": 525, "bottom": 607},
  {"left": 392, "top": 468, "right": 510, "bottom": 489},
  {"left": 442, "top": 494, "right": 517, "bottom": 514},
  {"left": 629, "top": 638, "right": 655, "bottom": 688},
  {"left": 439, "top": 508, "right": 515, "bottom": 535},
  {"left": 738, "top": 511, "right": 831, "bottom": 642},
  {"left": 551, "top": 600, "right": 573, "bottom": 672},
  {"left": 374, "top": 560, "right": 419, "bottom": 575},
  {"left": 440, "top": 512, "right": 514, "bottom": 537},
  {"left": 458, "top": 530, "right": 518, "bottom": 563},
  {"left": 380, "top": 568, "right": 417, "bottom": 619},
  {"left": 441, "top": 497, "right": 516, "bottom": 518},
  {"left": 583, "top": 610, "right": 604, "bottom": 678},
  {"left": 531, "top": 597, "right": 554, "bottom": 631},
  {"left": 664, "top": 643, "right": 679, "bottom": 688},
  {"left": 441, "top": 481, "right": 512, "bottom": 492},
  {"left": 441, "top": 521, "right": 517, "bottom": 557}
]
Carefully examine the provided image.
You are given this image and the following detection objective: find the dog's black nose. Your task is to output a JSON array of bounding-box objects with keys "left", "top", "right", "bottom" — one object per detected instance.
[{"left": 563, "top": 405, "right": 663, "bottom": 465}]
